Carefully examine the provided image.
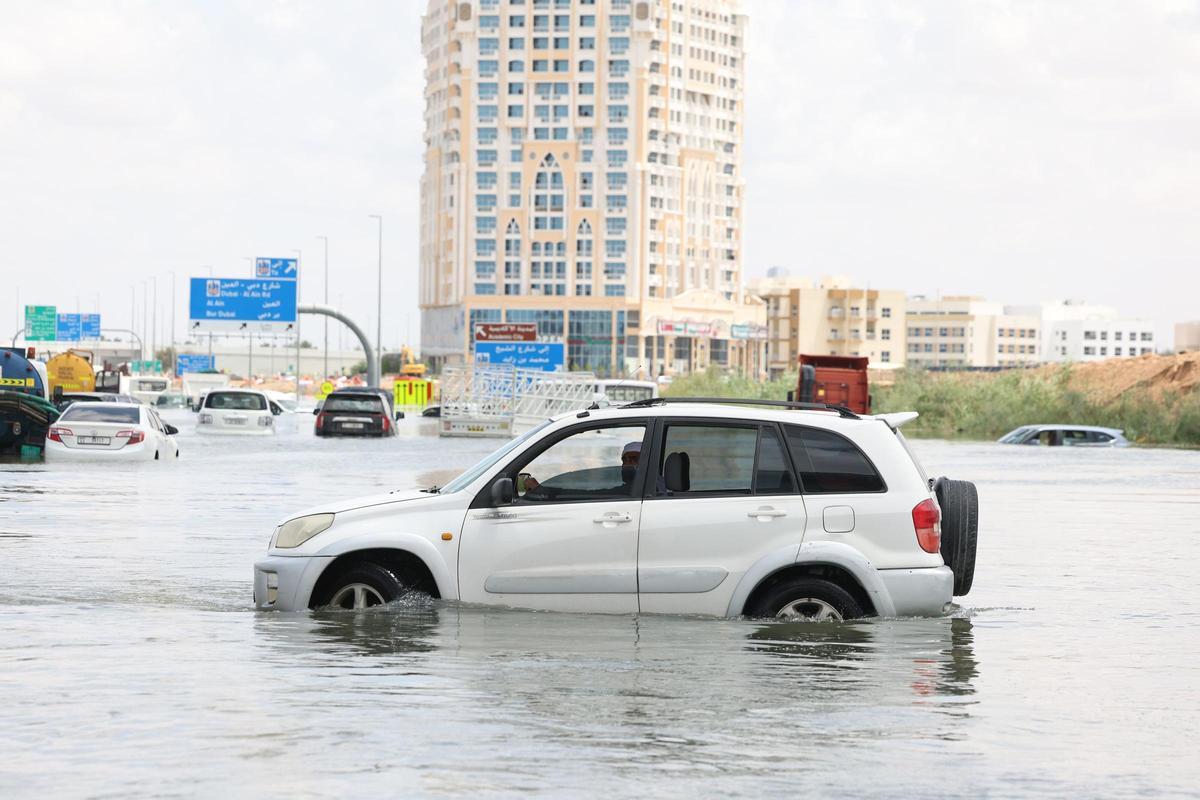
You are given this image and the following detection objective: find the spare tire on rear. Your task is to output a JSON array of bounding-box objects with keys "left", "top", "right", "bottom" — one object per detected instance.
[{"left": 935, "top": 478, "right": 978, "bottom": 596}]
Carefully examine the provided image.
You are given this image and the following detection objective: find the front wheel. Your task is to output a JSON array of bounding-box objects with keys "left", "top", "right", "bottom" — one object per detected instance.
[
  {"left": 316, "top": 562, "right": 406, "bottom": 610},
  {"left": 748, "top": 577, "right": 864, "bottom": 621}
]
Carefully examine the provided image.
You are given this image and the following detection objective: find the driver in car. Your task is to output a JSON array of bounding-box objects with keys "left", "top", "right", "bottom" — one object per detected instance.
[{"left": 517, "top": 441, "right": 644, "bottom": 496}]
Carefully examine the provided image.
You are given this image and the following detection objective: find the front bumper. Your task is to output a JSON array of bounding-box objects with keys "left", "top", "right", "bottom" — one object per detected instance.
[
  {"left": 878, "top": 566, "right": 955, "bottom": 616},
  {"left": 253, "top": 554, "right": 336, "bottom": 611}
]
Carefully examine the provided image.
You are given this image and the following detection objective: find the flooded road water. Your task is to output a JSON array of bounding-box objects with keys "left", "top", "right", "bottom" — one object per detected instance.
[{"left": 2, "top": 411, "right": 1198, "bottom": 797}]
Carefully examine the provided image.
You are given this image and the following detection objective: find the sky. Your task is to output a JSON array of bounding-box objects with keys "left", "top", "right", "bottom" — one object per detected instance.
[{"left": 1, "top": 0, "right": 1197, "bottom": 352}]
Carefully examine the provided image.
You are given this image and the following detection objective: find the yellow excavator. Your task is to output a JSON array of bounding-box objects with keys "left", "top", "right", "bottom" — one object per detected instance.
[{"left": 398, "top": 344, "right": 426, "bottom": 377}]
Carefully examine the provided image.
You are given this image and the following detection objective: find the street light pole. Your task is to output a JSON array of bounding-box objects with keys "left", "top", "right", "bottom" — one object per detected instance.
[
  {"left": 293, "top": 249, "right": 302, "bottom": 404},
  {"left": 151, "top": 276, "right": 157, "bottom": 368},
  {"left": 141, "top": 281, "right": 148, "bottom": 364},
  {"left": 369, "top": 214, "right": 383, "bottom": 386},
  {"left": 317, "top": 235, "right": 328, "bottom": 380}
]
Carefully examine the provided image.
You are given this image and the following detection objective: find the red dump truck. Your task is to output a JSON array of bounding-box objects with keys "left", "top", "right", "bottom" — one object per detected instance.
[{"left": 789, "top": 354, "right": 871, "bottom": 414}]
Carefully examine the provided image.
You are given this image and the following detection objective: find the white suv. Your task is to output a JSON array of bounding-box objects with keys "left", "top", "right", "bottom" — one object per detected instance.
[{"left": 254, "top": 399, "right": 979, "bottom": 620}]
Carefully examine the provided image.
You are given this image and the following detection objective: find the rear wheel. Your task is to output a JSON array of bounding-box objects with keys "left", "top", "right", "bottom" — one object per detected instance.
[
  {"left": 748, "top": 577, "right": 864, "bottom": 621},
  {"left": 316, "top": 562, "right": 407, "bottom": 610},
  {"left": 936, "top": 478, "right": 979, "bottom": 596}
]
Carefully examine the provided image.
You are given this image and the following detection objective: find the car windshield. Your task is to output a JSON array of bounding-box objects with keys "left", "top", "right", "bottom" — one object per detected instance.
[
  {"left": 440, "top": 420, "right": 553, "bottom": 494},
  {"left": 206, "top": 391, "right": 267, "bottom": 410},
  {"left": 61, "top": 405, "right": 141, "bottom": 424},
  {"left": 999, "top": 426, "right": 1035, "bottom": 443},
  {"left": 323, "top": 396, "right": 384, "bottom": 413}
]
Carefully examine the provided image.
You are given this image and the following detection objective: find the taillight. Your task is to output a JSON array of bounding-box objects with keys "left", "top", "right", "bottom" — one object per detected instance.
[
  {"left": 315, "top": 412, "right": 326, "bottom": 430},
  {"left": 912, "top": 498, "right": 941, "bottom": 554},
  {"left": 116, "top": 429, "right": 145, "bottom": 445},
  {"left": 381, "top": 414, "right": 391, "bottom": 433},
  {"left": 48, "top": 427, "right": 71, "bottom": 443}
]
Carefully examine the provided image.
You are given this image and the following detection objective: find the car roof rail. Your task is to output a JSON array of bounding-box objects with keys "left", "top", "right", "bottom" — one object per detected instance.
[{"left": 617, "top": 396, "right": 861, "bottom": 419}]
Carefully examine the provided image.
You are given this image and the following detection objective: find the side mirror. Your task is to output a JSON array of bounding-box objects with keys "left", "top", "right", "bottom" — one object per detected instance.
[
  {"left": 312, "top": 407, "right": 320, "bottom": 415},
  {"left": 490, "top": 477, "right": 514, "bottom": 506},
  {"left": 395, "top": 411, "right": 404, "bottom": 421},
  {"left": 270, "top": 403, "right": 282, "bottom": 416},
  {"left": 165, "top": 424, "right": 179, "bottom": 436}
]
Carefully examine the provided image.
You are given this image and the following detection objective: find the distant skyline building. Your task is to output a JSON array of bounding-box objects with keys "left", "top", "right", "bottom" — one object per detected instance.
[
  {"left": 418, "top": 0, "right": 765, "bottom": 377},
  {"left": 906, "top": 296, "right": 1042, "bottom": 369},
  {"left": 1010, "top": 300, "right": 1156, "bottom": 362},
  {"left": 747, "top": 275, "right": 906, "bottom": 377}
]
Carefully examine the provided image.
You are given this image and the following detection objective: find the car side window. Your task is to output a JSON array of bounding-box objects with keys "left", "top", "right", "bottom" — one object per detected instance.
[
  {"left": 754, "top": 426, "right": 796, "bottom": 494},
  {"left": 1063, "top": 429, "right": 1089, "bottom": 445},
  {"left": 511, "top": 423, "right": 647, "bottom": 503},
  {"left": 656, "top": 424, "right": 758, "bottom": 495},
  {"left": 1088, "top": 430, "right": 1113, "bottom": 443},
  {"left": 784, "top": 425, "right": 885, "bottom": 494}
]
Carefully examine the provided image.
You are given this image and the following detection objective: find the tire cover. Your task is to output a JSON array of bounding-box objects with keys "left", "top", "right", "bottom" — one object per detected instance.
[{"left": 936, "top": 478, "right": 978, "bottom": 596}]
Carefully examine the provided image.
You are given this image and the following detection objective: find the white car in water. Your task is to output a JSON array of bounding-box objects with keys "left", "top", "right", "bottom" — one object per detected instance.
[
  {"left": 46, "top": 402, "right": 179, "bottom": 462},
  {"left": 254, "top": 399, "right": 980, "bottom": 621},
  {"left": 197, "top": 389, "right": 282, "bottom": 435}
]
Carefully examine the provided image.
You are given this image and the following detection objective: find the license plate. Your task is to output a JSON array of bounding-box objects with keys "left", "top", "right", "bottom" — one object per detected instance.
[
  {"left": 78, "top": 436, "right": 110, "bottom": 445},
  {"left": 226, "top": 418, "right": 247, "bottom": 425},
  {"left": 343, "top": 422, "right": 364, "bottom": 429}
]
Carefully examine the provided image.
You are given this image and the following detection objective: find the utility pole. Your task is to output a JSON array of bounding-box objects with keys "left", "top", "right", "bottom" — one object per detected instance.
[
  {"left": 151, "top": 276, "right": 157, "bottom": 367},
  {"left": 369, "top": 214, "right": 383, "bottom": 385},
  {"left": 141, "top": 281, "right": 148, "bottom": 364},
  {"left": 168, "top": 271, "right": 176, "bottom": 356},
  {"left": 317, "top": 235, "right": 328, "bottom": 380}
]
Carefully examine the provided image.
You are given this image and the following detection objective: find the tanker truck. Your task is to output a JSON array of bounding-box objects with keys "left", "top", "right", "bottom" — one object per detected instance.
[{"left": 0, "top": 347, "right": 58, "bottom": 457}]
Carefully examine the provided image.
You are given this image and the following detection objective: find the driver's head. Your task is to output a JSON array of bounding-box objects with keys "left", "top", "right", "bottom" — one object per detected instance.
[{"left": 621, "top": 441, "right": 642, "bottom": 466}]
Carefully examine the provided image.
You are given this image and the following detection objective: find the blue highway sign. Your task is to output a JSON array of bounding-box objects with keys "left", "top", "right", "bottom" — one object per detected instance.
[
  {"left": 81, "top": 314, "right": 101, "bottom": 339},
  {"left": 176, "top": 353, "right": 216, "bottom": 374},
  {"left": 474, "top": 341, "right": 565, "bottom": 372},
  {"left": 56, "top": 313, "right": 82, "bottom": 342},
  {"left": 189, "top": 278, "right": 297, "bottom": 326}
]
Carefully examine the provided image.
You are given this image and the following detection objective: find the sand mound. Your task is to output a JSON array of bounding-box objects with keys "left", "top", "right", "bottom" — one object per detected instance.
[{"left": 1038, "top": 351, "right": 1200, "bottom": 404}]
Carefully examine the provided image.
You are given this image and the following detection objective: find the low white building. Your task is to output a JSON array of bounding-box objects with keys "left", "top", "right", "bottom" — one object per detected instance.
[{"left": 1010, "top": 301, "right": 1156, "bottom": 362}]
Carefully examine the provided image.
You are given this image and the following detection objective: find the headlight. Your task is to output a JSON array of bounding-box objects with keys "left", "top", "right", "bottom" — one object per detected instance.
[{"left": 274, "top": 513, "right": 335, "bottom": 549}]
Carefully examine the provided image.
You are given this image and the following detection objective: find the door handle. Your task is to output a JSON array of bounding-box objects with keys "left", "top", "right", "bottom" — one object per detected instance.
[
  {"left": 593, "top": 512, "right": 633, "bottom": 526},
  {"left": 747, "top": 507, "right": 787, "bottom": 520}
]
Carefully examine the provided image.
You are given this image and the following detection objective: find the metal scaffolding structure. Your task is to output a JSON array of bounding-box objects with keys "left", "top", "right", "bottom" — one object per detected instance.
[{"left": 439, "top": 364, "right": 596, "bottom": 438}]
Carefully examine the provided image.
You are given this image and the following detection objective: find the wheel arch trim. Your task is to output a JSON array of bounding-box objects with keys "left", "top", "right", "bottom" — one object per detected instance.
[
  {"left": 311, "top": 532, "right": 457, "bottom": 601},
  {"left": 724, "top": 540, "right": 897, "bottom": 618}
]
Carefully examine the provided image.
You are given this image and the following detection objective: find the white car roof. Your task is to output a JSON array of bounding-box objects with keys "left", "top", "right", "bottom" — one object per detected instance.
[{"left": 549, "top": 401, "right": 891, "bottom": 433}]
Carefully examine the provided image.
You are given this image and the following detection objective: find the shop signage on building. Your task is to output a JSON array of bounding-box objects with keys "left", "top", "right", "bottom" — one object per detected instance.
[
  {"left": 730, "top": 323, "right": 769, "bottom": 340},
  {"left": 656, "top": 319, "right": 716, "bottom": 337}
]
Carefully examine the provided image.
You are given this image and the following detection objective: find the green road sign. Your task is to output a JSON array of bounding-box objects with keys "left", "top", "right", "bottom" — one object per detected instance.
[
  {"left": 130, "top": 360, "right": 163, "bottom": 374},
  {"left": 24, "top": 305, "right": 57, "bottom": 341}
]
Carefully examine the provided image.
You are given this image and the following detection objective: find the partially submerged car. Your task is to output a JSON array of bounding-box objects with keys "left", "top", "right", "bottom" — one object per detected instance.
[
  {"left": 314, "top": 389, "right": 400, "bottom": 437},
  {"left": 46, "top": 402, "right": 179, "bottom": 462},
  {"left": 256, "top": 398, "right": 979, "bottom": 620},
  {"left": 197, "top": 389, "right": 283, "bottom": 435},
  {"left": 998, "top": 424, "right": 1129, "bottom": 447}
]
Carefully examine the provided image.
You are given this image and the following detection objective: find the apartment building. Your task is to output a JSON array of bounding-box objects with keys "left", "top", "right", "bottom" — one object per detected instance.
[
  {"left": 418, "top": 0, "right": 766, "bottom": 378},
  {"left": 747, "top": 273, "right": 906, "bottom": 377},
  {"left": 1010, "top": 300, "right": 1156, "bottom": 362},
  {"left": 906, "top": 296, "right": 1041, "bottom": 368}
]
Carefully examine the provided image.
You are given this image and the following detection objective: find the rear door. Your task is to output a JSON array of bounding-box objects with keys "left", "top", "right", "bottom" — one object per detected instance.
[{"left": 637, "top": 419, "right": 808, "bottom": 616}]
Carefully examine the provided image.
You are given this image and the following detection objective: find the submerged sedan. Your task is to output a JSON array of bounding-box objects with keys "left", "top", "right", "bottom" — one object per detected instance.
[
  {"left": 998, "top": 424, "right": 1129, "bottom": 447},
  {"left": 314, "top": 390, "right": 399, "bottom": 437},
  {"left": 45, "top": 402, "right": 179, "bottom": 462}
]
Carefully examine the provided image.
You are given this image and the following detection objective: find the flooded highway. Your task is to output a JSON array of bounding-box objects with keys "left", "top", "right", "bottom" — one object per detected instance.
[{"left": 2, "top": 411, "right": 1198, "bottom": 797}]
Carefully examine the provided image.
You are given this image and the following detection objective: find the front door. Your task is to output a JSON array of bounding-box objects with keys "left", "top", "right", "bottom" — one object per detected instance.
[
  {"left": 458, "top": 420, "right": 650, "bottom": 614},
  {"left": 637, "top": 420, "right": 809, "bottom": 617}
]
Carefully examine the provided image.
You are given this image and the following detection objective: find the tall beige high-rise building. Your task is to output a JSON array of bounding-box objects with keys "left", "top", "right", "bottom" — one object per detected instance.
[{"left": 419, "top": 0, "right": 765, "bottom": 377}]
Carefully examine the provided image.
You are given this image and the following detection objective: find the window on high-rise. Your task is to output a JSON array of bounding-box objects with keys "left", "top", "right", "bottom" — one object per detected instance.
[
  {"left": 533, "top": 36, "right": 549, "bottom": 49},
  {"left": 579, "top": 81, "right": 594, "bottom": 95},
  {"left": 580, "top": 14, "right": 595, "bottom": 27},
  {"left": 579, "top": 59, "right": 595, "bottom": 72}
]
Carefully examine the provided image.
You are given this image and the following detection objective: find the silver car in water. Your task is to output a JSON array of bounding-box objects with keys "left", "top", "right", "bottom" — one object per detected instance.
[{"left": 998, "top": 424, "right": 1130, "bottom": 447}]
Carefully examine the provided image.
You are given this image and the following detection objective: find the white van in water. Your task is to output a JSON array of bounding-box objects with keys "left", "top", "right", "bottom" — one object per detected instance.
[
  {"left": 197, "top": 389, "right": 282, "bottom": 435},
  {"left": 130, "top": 376, "right": 170, "bottom": 406},
  {"left": 254, "top": 398, "right": 979, "bottom": 620}
]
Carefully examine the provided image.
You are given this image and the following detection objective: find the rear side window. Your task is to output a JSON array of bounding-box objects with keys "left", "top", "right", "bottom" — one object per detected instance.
[
  {"left": 206, "top": 392, "right": 267, "bottom": 410},
  {"left": 755, "top": 426, "right": 796, "bottom": 494},
  {"left": 60, "top": 405, "right": 141, "bottom": 424},
  {"left": 1088, "top": 430, "right": 1114, "bottom": 443},
  {"left": 784, "top": 425, "right": 885, "bottom": 494},
  {"left": 660, "top": 424, "right": 757, "bottom": 494}
]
